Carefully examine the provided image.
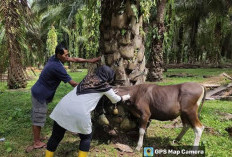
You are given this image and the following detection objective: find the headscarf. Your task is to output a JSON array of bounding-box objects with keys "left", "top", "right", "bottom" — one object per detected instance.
[{"left": 76, "top": 65, "right": 115, "bottom": 95}]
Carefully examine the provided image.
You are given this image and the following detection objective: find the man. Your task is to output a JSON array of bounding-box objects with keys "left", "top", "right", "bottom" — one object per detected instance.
[{"left": 30, "top": 42, "right": 100, "bottom": 149}]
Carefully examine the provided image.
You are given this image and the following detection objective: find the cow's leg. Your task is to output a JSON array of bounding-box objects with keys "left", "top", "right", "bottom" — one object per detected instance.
[
  {"left": 136, "top": 112, "right": 151, "bottom": 151},
  {"left": 136, "top": 127, "right": 146, "bottom": 151},
  {"left": 193, "top": 126, "right": 204, "bottom": 146},
  {"left": 173, "top": 126, "right": 190, "bottom": 144},
  {"left": 190, "top": 115, "right": 204, "bottom": 147},
  {"left": 173, "top": 114, "right": 190, "bottom": 144},
  {"left": 185, "top": 109, "right": 204, "bottom": 147}
]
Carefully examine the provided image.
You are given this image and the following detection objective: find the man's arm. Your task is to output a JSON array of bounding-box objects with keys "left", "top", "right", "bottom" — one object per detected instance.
[
  {"left": 67, "top": 56, "right": 101, "bottom": 63},
  {"left": 68, "top": 80, "right": 79, "bottom": 87}
]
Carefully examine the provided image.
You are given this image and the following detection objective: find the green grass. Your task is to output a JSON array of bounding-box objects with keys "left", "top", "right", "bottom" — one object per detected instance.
[
  {"left": 0, "top": 68, "right": 232, "bottom": 157},
  {"left": 157, "top": 68, "right": 232, "bottom": 85}
]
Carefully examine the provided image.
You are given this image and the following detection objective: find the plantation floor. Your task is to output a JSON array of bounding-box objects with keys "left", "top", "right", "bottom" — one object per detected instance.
[{"left": 0, "top": 68, "right": 232, "bottom": 157}]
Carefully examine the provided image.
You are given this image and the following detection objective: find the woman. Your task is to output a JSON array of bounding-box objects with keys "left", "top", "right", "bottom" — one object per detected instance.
[{"left": 45, "top": 65, "right": 130, "bottom": 157}]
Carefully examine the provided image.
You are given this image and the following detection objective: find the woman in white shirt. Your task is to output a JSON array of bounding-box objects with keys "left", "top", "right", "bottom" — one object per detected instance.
[{"left": 45, "top": 65, "right": 130, "bottom": 157}]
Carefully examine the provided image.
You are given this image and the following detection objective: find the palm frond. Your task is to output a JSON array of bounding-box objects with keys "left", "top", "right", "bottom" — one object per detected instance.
[
  {"left": 75, "top": 36, "right": 87, "bottom": 43},
  {"left": 41, "top": 5, "right": 66, "bottom": 27},
  {"left": 33, "top": 0, "right": 85, "bottom": 28},
  {"left": 61, "top": 25, "right": 71, "bottom": 36},
  {"left": 0, "top": 24, "right": 5, "bottom": 45},
  {"left": 67, "top": 0, "right": 85, "bottom": 25}
]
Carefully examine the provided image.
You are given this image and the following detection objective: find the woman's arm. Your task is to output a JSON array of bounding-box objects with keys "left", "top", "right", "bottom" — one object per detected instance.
[{"left": 104, "top": 89, "right": 130, "bottom": 104}]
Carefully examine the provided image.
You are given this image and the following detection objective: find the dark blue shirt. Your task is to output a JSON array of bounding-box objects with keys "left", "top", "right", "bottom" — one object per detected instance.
[{"left": 31, "top": 55, "right": 72, "bottom": 103}]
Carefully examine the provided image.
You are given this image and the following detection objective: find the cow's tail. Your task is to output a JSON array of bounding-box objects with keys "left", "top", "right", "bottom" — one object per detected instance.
[{"left": 198, "top": 85, "right": 206, "bottom": 119}]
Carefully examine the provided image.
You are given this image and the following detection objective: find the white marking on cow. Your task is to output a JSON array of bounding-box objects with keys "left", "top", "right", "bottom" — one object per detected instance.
[
  {"left": 193, "top": 126, "right": 204, "bottom": 146},
  {"left": 197, "top": 86, "right": 204, "bottom": 106},
  {"left": 136, "top": 128, "right": 145, "bottom": 151}
]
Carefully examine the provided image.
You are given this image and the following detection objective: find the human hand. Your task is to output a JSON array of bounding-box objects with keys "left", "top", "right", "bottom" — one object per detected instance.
[
  {"left": 121, "top": 94, "right": 130, "bottom": 101},
  {"left": 113, "top": 89, "right": 118, "bottom": 94},
  {"left": 91, "top": 56, "right": 101, "bottom": 63}
]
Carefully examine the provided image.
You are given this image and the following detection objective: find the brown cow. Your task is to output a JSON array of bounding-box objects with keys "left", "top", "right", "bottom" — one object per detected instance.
[{"left": 114, "top": 82, "right": 206, "bottom": 151}]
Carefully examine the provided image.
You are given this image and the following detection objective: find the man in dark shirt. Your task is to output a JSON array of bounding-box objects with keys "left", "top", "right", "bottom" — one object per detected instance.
[{"left": 31, "top": 43, "right": 100, "bottom": 149}]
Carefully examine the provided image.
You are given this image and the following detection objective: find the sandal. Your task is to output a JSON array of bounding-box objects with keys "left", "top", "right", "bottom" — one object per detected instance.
[{"left": 25, "top": 143, "right": 46, "bottom": 153}]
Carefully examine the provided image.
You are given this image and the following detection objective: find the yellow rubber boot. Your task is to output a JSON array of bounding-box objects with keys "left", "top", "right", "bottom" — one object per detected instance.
[
  {"left": 78, "top": 150, "right": 88, "bottom": 157},
  {"left": 45, "top": 150, "right": 54, "bottom": 157}
]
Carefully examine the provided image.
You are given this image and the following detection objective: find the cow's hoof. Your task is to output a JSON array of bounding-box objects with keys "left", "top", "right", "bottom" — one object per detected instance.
[
  {"left": 172, "top": 140, "right": 180, "bottom": 145},
  {"left": 172, "top": 140, "right": 177, "bottom": 144}
]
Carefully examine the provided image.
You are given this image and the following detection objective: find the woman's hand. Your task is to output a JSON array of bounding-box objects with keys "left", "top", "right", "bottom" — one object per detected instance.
[
  {"left": 113, "top": 89, "right": 130, "bottom": 101},
  {"left": 121, "top": 94, "right": 131, "bottom": 101},
  {"left": 113, "top": 89, "right": 118, "bottom": 94}
]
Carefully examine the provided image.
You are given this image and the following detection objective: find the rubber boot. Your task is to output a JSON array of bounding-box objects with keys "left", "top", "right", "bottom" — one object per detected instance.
[
  {"left": 45, "top": 150, "right": 54, "bottom": 157},
  {"left": 78, "top": 150, "right": 88, "bottom": 157}
]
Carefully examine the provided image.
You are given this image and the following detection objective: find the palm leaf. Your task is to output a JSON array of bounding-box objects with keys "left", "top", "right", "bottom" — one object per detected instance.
[{"left": 0, "top": 24, "right": 5, "bottom": 45}]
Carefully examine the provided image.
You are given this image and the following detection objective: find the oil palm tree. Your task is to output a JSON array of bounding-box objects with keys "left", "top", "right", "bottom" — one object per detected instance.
[
  {"left": 31, "top": 0, "right": 85, "bottom": 42},
  {"left": 31, "top": 0, "right": 93, "bottom": 62},
  {"left": 174, "top": 0, "right": 232, "bottom": 64},
  {"left": 0, "top": 0, "right": 44, "bottom": 89},
  {"left": 147, "top": 0, "right": 167, "bottom": 81},
  {"left": 100, "top": 0, "right": 147, "bottom": 86},
  {"left": 0, "top": 0, "right": 30, "bottom": 88}
]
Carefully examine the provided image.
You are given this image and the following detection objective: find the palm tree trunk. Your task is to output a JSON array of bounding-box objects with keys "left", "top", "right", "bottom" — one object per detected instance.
[
  {"left": 100, "top": 0, "right": 147, "bottom": 86},
  {"left": 188, "top": 18, "right": 199, "bottom": 63},
  {"left": 93, "top": 0, "right": 147, "bottom": 140},
  {"left": 214, "top": 21, "right": 222, "bottom": 65},
  {"left": 147, "top": 0, "right": 166, "bottom": 82},
  {"left": 2, "top": 0, "right": 27, "bottom": 88},
  {"left": 177, "top": 24, "right": 184, "bottom": 64}
]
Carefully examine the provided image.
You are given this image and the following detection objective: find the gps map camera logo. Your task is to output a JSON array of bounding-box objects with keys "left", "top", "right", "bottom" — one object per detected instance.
[{"left": 144, "top": 147, "right": 154, "bottom": 157}]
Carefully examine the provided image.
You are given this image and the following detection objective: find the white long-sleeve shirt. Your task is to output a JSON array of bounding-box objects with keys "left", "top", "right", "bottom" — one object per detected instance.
[{"left": 50, "top": 87, "right": 121, "bottom": 134}]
